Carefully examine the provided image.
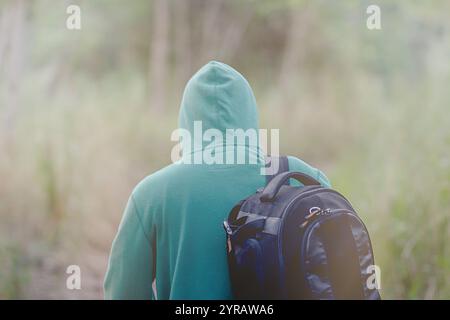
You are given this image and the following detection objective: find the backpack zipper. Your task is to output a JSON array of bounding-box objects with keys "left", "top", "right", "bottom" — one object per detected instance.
[
  {"left": 277, "top": 187, "right": 355, "bottom": 267},
  {"left": 297, "top": 210, "right": 350, "bottom": 297},
  {"left": 300, "top": 207, "right": 333, "bottom": 228},
  {"left": 276, "top": 189, "right": 355, "bottom": 298},
  {"left": 298, "top": 208, "right": 377, "bottom": 298}
]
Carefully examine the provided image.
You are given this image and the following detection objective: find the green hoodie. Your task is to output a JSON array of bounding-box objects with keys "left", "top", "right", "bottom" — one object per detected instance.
[{"left": 104, "top": 61, "right": 331, "bottom": 299}]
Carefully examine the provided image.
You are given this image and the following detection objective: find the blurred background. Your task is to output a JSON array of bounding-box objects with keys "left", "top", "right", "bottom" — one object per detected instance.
[{"left": 0, "top": 0, "right": 449, "bottom": 299}]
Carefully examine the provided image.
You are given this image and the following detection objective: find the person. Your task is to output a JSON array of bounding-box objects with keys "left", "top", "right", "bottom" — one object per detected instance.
[{"left": 104, "top": 61, "right": 331, "bottom": 299}]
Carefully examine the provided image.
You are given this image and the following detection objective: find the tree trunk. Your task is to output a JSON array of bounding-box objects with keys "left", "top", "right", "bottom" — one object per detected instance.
[
  {"left": 200, "top": 0, "right": 225, "bottom": 62},
  {"left": 1, "top": 0, "right": 27, "bottom": 143},
  {"left": 149, "top": 0, "right": 169, "bottom": 113},
  {"left": 217, "top": 4, "right": 253, "bottom": 62},
  {"left": 174, "top": 0, "right": 191, "bottom": 91},
  {"left": 278, "top": 7, "right": 312, "bottom": 105}
]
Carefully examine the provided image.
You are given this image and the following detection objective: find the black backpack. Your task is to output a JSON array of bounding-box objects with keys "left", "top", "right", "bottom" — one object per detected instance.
[{"left": 223, "top": 156, "right": 381, "bottom": 299}]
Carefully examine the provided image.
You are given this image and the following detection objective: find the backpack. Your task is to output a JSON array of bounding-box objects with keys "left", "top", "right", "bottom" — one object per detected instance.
[{"left": 223, "top": 156, "right": 381, "bottom": 300}]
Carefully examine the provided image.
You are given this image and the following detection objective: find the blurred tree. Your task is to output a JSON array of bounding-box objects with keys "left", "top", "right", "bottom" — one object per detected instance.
[
  {"left": 278, "top": 5, "right": 311, "bottom": 107},
  {"left": 149, "top": 0, "right": 169, "bottom": 113},
  {"left": 200, "top": 0, "right": 225, "bottom": 61},
  {"left": 217, "top": 0, "right": 254, "bottom": 61},
  {"left": 0, "top": 0, "right": 28, "bottom": 143},
  {"left": 174, "top": 0, "right": 192, "bottom": 88}
]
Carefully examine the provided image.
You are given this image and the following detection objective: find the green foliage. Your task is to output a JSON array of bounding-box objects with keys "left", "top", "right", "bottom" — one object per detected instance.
[{"left": 0, "top": 244, "right": 29, "bottom": 299}]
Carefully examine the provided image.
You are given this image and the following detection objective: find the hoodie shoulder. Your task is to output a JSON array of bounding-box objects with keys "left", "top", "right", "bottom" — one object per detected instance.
[
  {"left": 287, "top": 156, "right": 331, "bottom": 188},
  {"left": 130, "top": 163, "right": 178, "bottom": 211}
]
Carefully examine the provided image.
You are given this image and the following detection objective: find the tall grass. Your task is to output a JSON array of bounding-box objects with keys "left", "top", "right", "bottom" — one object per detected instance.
[{"left": 1, "top": 0, "right": 449, "bottom": 299}]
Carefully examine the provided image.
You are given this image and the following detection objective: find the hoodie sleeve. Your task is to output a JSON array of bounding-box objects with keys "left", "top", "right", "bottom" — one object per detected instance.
[{"left": 104, "top": 195, "right": 155, "bottom": 300}]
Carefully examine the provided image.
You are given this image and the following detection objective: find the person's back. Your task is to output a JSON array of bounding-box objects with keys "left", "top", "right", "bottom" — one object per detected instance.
[{"left": 104, "top": 61, "right": 330, "bottom": 299}]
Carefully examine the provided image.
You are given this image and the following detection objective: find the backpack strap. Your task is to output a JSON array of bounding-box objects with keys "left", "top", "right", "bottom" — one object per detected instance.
[{"left": 265, "top": 155, "right": 289, "bottom": 185}]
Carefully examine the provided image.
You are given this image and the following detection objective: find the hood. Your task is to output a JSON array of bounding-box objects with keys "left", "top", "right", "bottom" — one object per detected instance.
[{"left": 178, "top": 61, "right": 262, "bottom": 161}]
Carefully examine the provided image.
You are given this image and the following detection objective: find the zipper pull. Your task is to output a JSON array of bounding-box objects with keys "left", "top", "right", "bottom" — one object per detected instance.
[
  {"left": 300, "top": 207, "right": 333, "bottom": 228},
  {"left": 223, "top": 221, "right": 233, "bottom": 253},
  {"left": 301, "top": 207, "right": 321, "bottom": 228},
  {"left": 223, "top": 220, "right": 233, "bottom": 235},
  {"left": 305, "top": 207, "right": 321, "bottom": 219}
]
